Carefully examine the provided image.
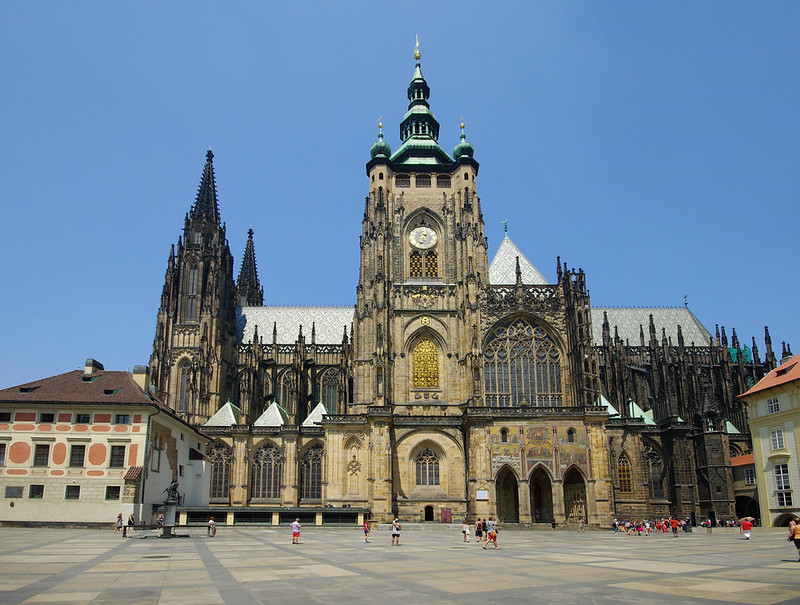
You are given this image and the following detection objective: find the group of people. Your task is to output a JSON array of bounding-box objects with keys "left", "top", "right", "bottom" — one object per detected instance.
[
  {"left": 613, "top": 517, "right": 686, "bottom": 537},
  {"left": 468, "top": 517, "right": 499, "bottom": 549},
  {"left": 112, "top": 513, "right": 136, "bottom": 534}
]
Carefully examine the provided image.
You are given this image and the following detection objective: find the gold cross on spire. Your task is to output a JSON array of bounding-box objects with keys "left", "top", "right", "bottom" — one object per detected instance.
[{"left": 414, "top": 36, "right": 421, "bottom": 61}]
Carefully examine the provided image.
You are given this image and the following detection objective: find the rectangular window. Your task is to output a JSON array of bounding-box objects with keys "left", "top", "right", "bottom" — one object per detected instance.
[
  {"left": 778, "top": 491, "right": 793, "bottom": 507},
  {"left": 771, "top": 428, "right": 785, "bottom": 450},
  {"left": 69, "top": 445, "right": 86, "bottom": 468},
  {"left": 150, "top": 448, "right": 161, "bottom": 472},
  {"left": 109, "top": 445, "right": 126, "bottom": 468},
  {"left": 395, "top": 175, "right": 410, "bottom": 188},
  {"left": 776, "top": 463, "right": 791, "bottom": 490},
  {"left": 39, "top": 413, "right": 55, "bottom": 423},
  {"left": 29, "top": 485, "right": 44, "bottom": 499},
  {"left": 114, "top": 414, "right": 130, "bottom": 425},
  {"left": 179, "top": 465, "right": 184, "bottom": 477},
  {"left": 0, "top": 412, "right": 11, "bottom": 422},
  {"left": 767, "top": 397, "right": 780, "bottom": 414},
  {"left": 105, "top": 486, "right": 121, "bottom": 500},
  {"left": 74, "top": 413, "right": 91, "bottom": 423},
  {"left": 33, "top": 444, "right": 50, "bottom": 467},
  {"left": 5, "top": 485, "right": 23, "bottom": 498},
  {"left": 0, "top": 443, "right": 5, "bottom": 466},
  {"left": 744, "top": 468, "right": 755, "bottom": 485},
  {"left": 65, "top": 485, "right": 80, "bottom": 500},
  {"left": 436, "top": 175, "right": 451, "bottom": 188}
]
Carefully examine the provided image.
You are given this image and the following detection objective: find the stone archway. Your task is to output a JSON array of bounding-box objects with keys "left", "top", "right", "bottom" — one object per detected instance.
[
  {"left": 530, "top": 466, "right": 553, "bottom": 523},
  {"left": 735, "top": 496, "right": 760, "bottom": 521},
  {"left": 424, "top": 505, "right": 434, "bottom": 521},
  {"left": 496, "top": 466, "right": 519, "bottom": 523},
  {"left": 563, "top": 467, "right": 587, "bottom": 523}
]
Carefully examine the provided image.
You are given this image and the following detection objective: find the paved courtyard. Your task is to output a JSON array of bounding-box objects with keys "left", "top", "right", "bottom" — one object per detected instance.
[{"left": 0, "top": 525, "right": 798, "bottom": 604}]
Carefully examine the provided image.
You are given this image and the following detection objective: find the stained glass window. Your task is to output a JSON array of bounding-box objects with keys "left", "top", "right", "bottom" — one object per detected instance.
[
  {"left": 483, "top": 318, "right": 562, "bottom": 407},
  {"left": 618, "top": 454, "right": 633, "bottom": 494},
  {"left": 250, "top": 443, "right": 282, "bottom": 500},
  {"left": 300, "top": 444, "right": 323, "bottom": 500},
  {"left": 416, "top": 448, "right": 440, "bottom": 486},
  {"left": 412, "top": 338, "right": 439, "bottom": 388},
  {"left": 209, "top": 442, "right": 233, "bottom": 501}
]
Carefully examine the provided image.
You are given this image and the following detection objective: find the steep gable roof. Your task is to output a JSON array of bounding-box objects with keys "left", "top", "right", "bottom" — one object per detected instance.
[
  {"left": 489, "top": 235, "right": 548, "bottom": 285},
  {"left": 253, "top": 401, "right": 289, "bottom": 427},
  {"left": 591, "top": 307, "right": 712, "bottom": 347}
]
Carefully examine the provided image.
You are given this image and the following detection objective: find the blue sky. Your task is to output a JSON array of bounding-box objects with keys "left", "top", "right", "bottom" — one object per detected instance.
[{"left": 1, "top": 2, "right": 798, "bottom": 387}]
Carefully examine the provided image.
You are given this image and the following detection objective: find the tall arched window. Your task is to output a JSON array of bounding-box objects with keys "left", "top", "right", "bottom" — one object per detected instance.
[
  {"left": 410, "top": 250, "right": 423, "bottom": 277},
  {"left": 300, "top": 444, "right": 323, "bottom": 501},
  {"left": 617, "top": 453, "right": 633, "bottom": 495},
  {"left": 644, "top": 445, "right": 665, "bottom": 499},
  {"left": 208, "top": 442, "right": 233, "bottom": 501},
  {"left": 185, "top": 263, "right": 199, "bottom": 321},
  {"left": 412, "top": 338, "right": 439, "bottom": 389},
  {"left": 277, "top": 370, "right": 293, "bottom": 414},
  {"left": 318, "top": 368, "right": 339, "bottom": 414},
  {"left": 409, "top": 250, "right": 438, "bottom": 278},
  {"left": 424, "top": 251, "right": 438, "bottom": 277},
  {"left": 416, "top": 448, "right": 440, "bottom": 486},
  {"left": 483, "top": 318, "right": 563, "bottom": 407},
  {"left": 178, "top": 362, "right": 192, "bottom": 412},
  {"left": 250, "top": 443, "right": 282, "bottom": 500}
]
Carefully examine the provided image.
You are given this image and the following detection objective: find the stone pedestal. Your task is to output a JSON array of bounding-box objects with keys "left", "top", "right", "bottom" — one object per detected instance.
[{"left": 161, "top": 499, "right": 178, "bottom": 539}]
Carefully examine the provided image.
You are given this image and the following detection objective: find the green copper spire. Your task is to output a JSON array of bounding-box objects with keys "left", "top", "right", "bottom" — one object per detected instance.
[
  {"left": 453, "top": 119, "right": 475, "bottom": 159},
  {"left": 369, "top": 118, "right": 391, "bottom": 159}
]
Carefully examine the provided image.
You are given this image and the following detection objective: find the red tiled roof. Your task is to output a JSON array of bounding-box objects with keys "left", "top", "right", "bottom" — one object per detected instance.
[
  {"left": 731, "top": 454, "right": 754, "bottom": 467},
  {"left": 124, "top": 466, "right": 143, "bottom": 481},
  {"left": 741, "top": 353, "right": 800, "bottom": 399},
  {"left": 0, "top": 370, "right": 156, "bottom": 406}
]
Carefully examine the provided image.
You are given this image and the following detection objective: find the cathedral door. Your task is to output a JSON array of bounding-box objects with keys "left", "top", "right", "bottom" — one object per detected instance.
[
  {"left": 424, "top": 505, "right": 434, "bottom": 521},
  {"left": 530, "top": 467, "right": 553, "bottom": 522},
  {"left": 496, "top": 467, "right": 519, "bottom": 522},
  {"left": 563, "top": 468, "right": 587, "bottom": 523}
]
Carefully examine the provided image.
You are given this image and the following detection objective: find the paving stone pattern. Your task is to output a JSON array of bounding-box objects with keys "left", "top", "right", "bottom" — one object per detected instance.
[{"left": 0, "top": 526, "right": 798, "bottom": 604}]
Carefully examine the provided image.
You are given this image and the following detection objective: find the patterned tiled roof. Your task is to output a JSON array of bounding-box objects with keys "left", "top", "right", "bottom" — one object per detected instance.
[
  {"left": 489, "top": 236, "right": 548, "bottom": 285},
  {"left": 237, "top": 306, "right": 353, "bottom": 345},
  {"left": 203, "top": 401, "right": 241, "bottom": 426},
  {"left": 591, "top": 307, "right": 712, "bottom": 347}
]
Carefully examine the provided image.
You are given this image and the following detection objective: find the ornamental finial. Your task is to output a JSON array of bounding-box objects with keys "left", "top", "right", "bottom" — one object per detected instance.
[
  {"left": 503, "top": 220, "right": 508, "bottom": 235},
  {"left": 378, "top": 115, "right": 383, "bottom": 134},
  {"left": 414, "top": 36, "right": 421, "bottom": 61}
]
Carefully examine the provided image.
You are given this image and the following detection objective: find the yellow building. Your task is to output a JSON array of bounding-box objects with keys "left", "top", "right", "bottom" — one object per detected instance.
[{"left": 740, "top": 351, "right": 800, "bottom": 526}]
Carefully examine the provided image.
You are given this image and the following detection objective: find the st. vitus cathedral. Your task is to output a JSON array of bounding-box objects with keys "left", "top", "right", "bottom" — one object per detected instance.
[{"left": 148, "top": 48, "right": 780, "bottom": 525}]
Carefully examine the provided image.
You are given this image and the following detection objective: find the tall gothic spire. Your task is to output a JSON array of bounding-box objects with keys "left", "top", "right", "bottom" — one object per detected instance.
[
  {"left": 190, "top": 150, "right": 220, "bottom": 224},
  {"left": 236, "top": 228, "right": 263, "bottom": 306}
]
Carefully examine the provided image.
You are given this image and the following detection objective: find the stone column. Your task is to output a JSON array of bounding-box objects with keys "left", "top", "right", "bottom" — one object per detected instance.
[
  {"left": 283, "top": 433, "right": 299, "bottom": 506},
  {"left": 230, "top": 431, "right": 249, "bottom": 505},
  {"left": 518, "top": 479, "right": 532, "bottom": 525}
]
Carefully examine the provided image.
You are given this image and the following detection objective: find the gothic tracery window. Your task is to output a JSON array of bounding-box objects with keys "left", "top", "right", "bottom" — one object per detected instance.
[
  {"left": 300, "top": 444, "right": 323, "bottom": 501},
  {"left": 416, "top": 448, "right": 440, "bottom": 486},
  {"left": 644, "top": 445, "right": 665, "bottom": 499},
  {"left": 412, "top": 338, "right": 440, "bottom": 389},
  {"left": 617, "top": 453, "right": 633, "bottom": 495},
  {"left": 185, "top": 263, "right": 199, "bottom": 321},
  {"left": 208, "top": 442, "right": 233, "bottom": 501},
  {"left": 318, "top": 368, "right": 339, "bottom": 414},
  {"left": 250, "top": 443, "right": 282, "bottom": 500},
  {"left": 409, "top": 250, "right": 438, "bottom": 278},
  {"left": 178, "top": 361, "right": 192, "bottom": 413},
  {"left": 483, "top": 318, "right": 563, "bottom": 407}
]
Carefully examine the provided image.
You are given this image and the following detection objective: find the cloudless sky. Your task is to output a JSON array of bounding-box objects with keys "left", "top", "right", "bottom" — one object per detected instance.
[{"left": 1, "top": 1, "right": 798, "bottom": 388}]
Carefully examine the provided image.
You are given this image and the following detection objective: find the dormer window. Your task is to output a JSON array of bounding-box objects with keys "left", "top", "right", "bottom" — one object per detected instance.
[
  {"left": 436, "top": 175, "right": 451, "bottom": 188},
  {"left": 396, "top": 174, "right": 410, "bottom": 188},
  {"left": 416, "top": 175, "right": 431, "bottom": 188}
]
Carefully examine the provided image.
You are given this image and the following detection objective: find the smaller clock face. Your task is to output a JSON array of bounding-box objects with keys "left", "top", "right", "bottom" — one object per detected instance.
[{"left": 409, "top": 226, "right": 438, "bottom": 249}]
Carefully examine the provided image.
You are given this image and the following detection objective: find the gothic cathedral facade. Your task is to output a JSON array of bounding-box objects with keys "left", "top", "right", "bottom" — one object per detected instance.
[{"left": 148, "top": 50, "right": 777, "bottom": 525}]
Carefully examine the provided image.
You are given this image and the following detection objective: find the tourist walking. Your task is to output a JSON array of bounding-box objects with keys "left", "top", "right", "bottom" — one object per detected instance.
[
  {"left": 670, "top": 517, "right": 679, "bottom": 537},
  {"left": 462, "top": 520, "right": 470, "bottom": 543},
  {"left": 741, "top": 518, "right": 753, "bottom": 540},
  {"left": 474, "top": 518, "right": 483, "bottom": 544},
  {"left": 578, "top": 518, "right": 584, "bottom": 532},
  {"left": 551, "top": 517, "right": 557, "bottom": 533},
  {"left": 363, "top": 519, "right": 370, "bottom": 543},
  {"left": 113, "top": 513, "right": 123, "bottom": 533},
  {"left": 788, "top": 520, "right": 800, "bottom": 561},
  {"left": 208, "top": 516, "right": 217, "bottom": 537},
  {"left": 291, "top": 518, "right": 301, "bottom": 544},
  {"left": 127, "top": 513, "right": 135, "bottom": 535},
  {"left": 391, "top": 518, "right": 402, "bottom": 546},
  {"left": 483, "top": 517, "right": 499, "bottom": 550}
]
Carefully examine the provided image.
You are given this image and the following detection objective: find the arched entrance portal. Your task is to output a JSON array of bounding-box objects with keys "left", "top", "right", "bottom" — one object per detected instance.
[
  {"left": 563, "top": 467, "right": 587, "bottom": 523},
  {"left": 496, "top": 467, "right": 519, "bottom": 522},
  {"left": 424, "top": 505, "right": 434, "bottom": 521},
  {"left": 735, "top": 496, "right": 759, "bottom": 521},
  {"left": 530, "top": 467, "right": 553, "bottom": 523}
]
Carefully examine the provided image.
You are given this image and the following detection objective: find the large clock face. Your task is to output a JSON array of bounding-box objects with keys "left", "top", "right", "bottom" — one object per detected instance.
[{"left": 409, "top": 226, "right": 438, "bottom": 249}]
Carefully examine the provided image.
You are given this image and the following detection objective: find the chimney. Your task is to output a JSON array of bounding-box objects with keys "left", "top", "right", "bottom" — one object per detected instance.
[
  {"left": 132, "top": 365, "right": 150, "bottom": 392},
  {"left": 84, "top": 358, "right": 104, "bottom": 375}
]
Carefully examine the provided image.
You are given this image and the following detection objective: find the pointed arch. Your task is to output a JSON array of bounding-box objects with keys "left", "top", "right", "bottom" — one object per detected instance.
[
  {"left": 343, "top": 435, "right": 363, "bottom": 451},
  {"left": 250, "top": 440, "right": 282, "bottom": 500},
  {"left": 208, "top": 441, "right": 233, "bottom": 502},
  {"left": 299, "top": 442, "right": 324, "bottom": 501},
  {"left": 617, "top": 452, "right": 633, "bottom": 495},
  {"left": 642, "top": 440, "right": 666, "bottom": 500},
  {"left": 177, "top": 358, "right": 193, "bottom": 413},
  {"left": 528, "top": 461, "right": 556, "bottom": 482},
  {"left": 483, "top": 315, "right": 564, "bottom": 407},
  {"left": 494, "top": 462, "right": 521, "bottom": 482},
  {"left": 411, "top": 337, "right": 440, "bottom": 389},
  {"left": 415, "top": 447, "right": 440, "bottom": 486}
]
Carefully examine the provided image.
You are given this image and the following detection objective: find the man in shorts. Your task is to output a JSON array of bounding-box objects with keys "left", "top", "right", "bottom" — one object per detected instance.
[{"left": 291, "top": 518, "right": 301, "bottom": 544}]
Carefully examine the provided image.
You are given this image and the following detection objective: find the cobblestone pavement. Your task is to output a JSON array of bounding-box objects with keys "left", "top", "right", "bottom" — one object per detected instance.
[{"left": 0, "top": 525, "right": 798, "bottom": 604}]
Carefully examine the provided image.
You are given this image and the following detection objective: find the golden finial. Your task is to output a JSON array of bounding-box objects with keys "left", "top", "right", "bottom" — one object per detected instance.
[
  {"left": 460, "top": 116, "right": 465, "bottom": 131},
  {"left": 414, "top": 36, "right": 421, "bottom": 61},
  {"left": 378, "top": 116, "right": 383, "bottom": 134}
]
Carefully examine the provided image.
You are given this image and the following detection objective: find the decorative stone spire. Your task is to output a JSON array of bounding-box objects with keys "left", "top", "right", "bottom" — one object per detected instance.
[
  {"left": 190, "top": 150, "right": 220, "bottom": 224},
  {"left": 236, "top": 228, "right": 263, "bottom": 306},
  {"left": 400, "top": 38, "right": 440, "bottom": 145}
]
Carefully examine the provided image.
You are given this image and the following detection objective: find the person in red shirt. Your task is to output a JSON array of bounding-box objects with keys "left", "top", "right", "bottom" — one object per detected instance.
[
  {"left": 741, "top": 519, "right": 753, "bottom": 540},
  {"left": 670, "top": 517, "right": 679, "bottom": 537}
]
